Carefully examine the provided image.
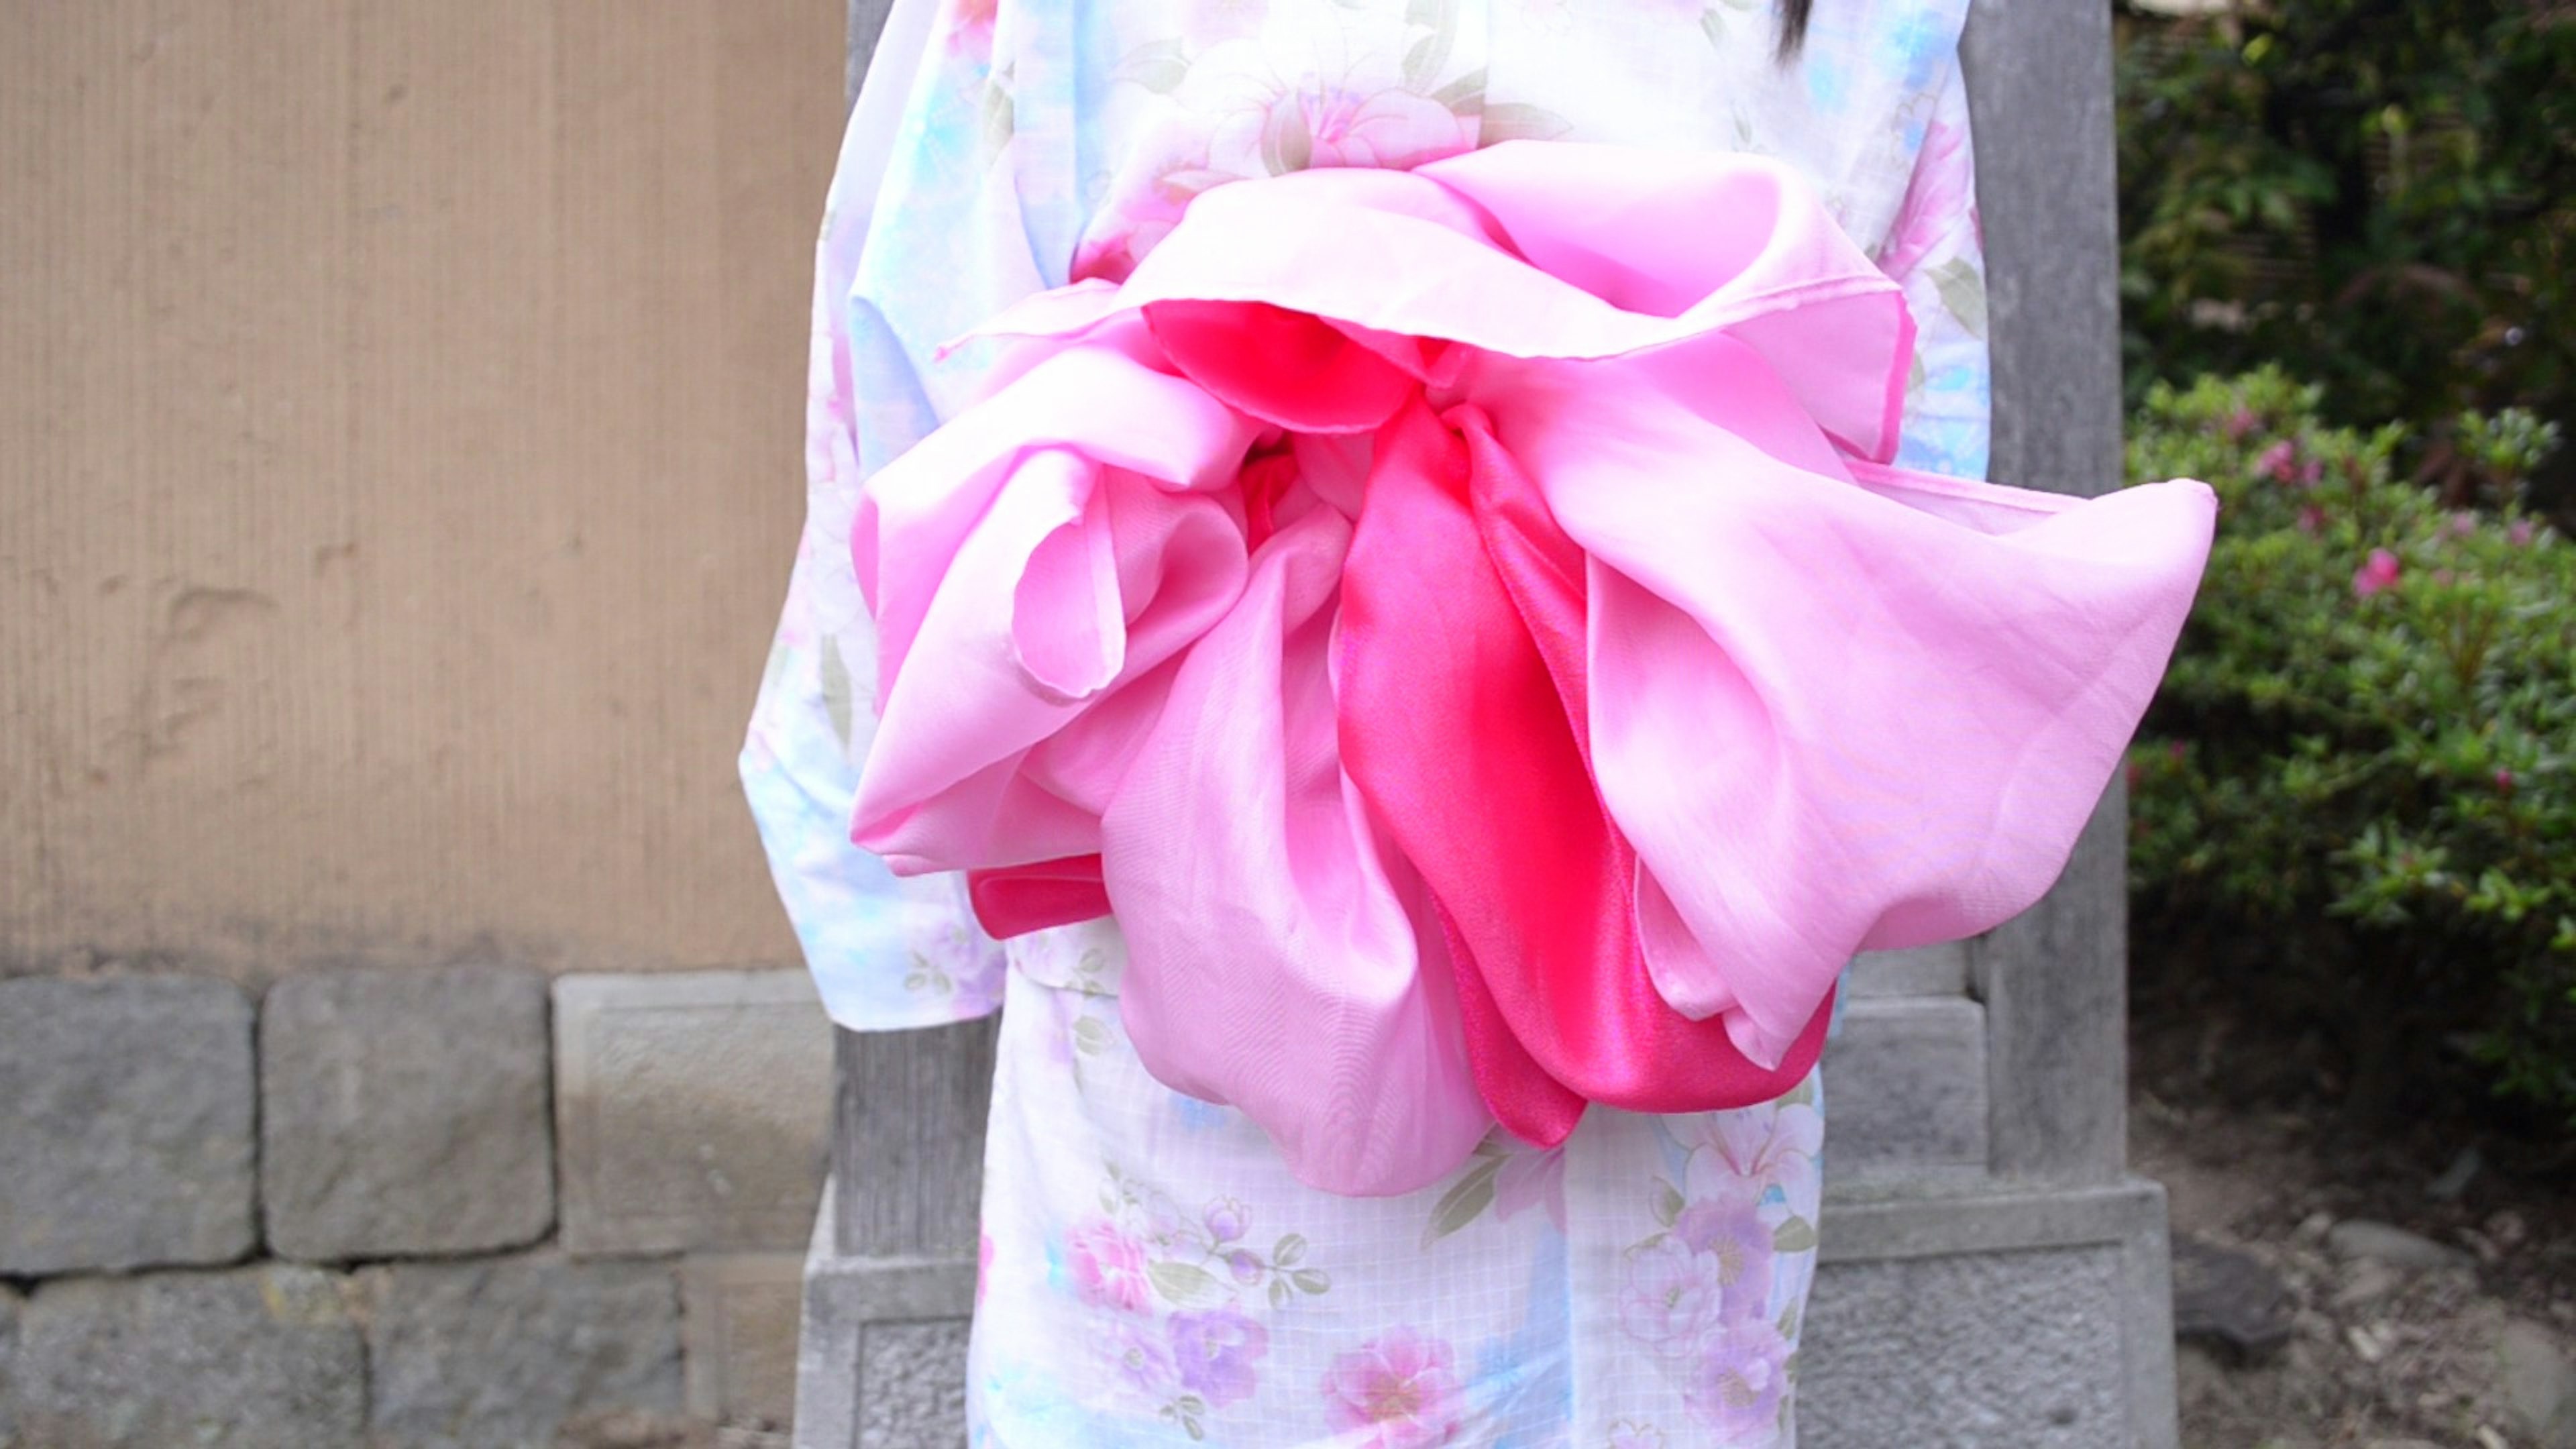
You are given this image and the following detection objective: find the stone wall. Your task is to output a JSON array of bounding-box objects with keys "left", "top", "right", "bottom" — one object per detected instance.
[{"left": 0, "top": 965, "right": 834, "bottom": 1448}]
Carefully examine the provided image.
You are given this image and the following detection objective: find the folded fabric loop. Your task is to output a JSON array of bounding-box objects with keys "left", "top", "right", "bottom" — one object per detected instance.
[
  {"left": 1145, "top": 300, "right": 1417, "bottom": 435},
  {"left": 1105, "top": 507, "right": 1495, "bottom": 1195},
  {"left": 1339, "top": 398, "right": 1831, "bottom": 1141},
  {"left": 967, "top": 855, "right": 1111, "bottom": 940},
  {"left": 847, "top": 142, "right": 2216, "bottom": 1195}
]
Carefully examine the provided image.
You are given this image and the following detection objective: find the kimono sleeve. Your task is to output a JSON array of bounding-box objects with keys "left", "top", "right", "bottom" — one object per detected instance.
[
  {"left": 737, "top": 0, "right": 1020, "bottom": 1031},
  {"left": 1876, "top": 58, "right": 1992, "bottom": 481}
]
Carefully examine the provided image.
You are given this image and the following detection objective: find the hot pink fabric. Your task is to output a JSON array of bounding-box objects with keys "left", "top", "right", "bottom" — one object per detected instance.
[{"left": 848, "top": 142, "right": 2216, "bottom": 1197}]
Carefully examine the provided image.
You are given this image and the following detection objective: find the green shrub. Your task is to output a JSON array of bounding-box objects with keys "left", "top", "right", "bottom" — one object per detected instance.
[
  {"left": 2127, "top": 369, "right": 2575, "bottom": 1124},
  {"left": 2114, "top": 1, "right": 2576, "bottom": 505}
]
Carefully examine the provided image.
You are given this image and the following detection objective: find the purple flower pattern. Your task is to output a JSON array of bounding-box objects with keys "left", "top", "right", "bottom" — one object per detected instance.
[{"left": 1613, "top": 1086, "right": 1825, "bottom": 1446}]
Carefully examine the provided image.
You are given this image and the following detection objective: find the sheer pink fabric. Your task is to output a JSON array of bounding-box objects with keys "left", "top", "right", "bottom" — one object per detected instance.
[{"left": 847, "top": 143, "right": 2214, "bottom": 1196}]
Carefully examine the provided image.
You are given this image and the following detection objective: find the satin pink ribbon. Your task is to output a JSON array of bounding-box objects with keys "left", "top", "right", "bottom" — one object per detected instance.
[{"left": 849, "top": 143, "right": 2216, "bottom": 1196}]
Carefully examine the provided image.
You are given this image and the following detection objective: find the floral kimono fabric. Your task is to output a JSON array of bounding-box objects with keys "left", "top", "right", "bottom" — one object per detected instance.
[{"left": 731, "top": 2, "right": 2160, "bottom": 1444}]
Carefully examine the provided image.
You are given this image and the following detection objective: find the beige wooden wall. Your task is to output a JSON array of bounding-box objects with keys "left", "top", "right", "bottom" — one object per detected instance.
[{"left": 1, "top": 2, "right": 847, "bottom": 978}]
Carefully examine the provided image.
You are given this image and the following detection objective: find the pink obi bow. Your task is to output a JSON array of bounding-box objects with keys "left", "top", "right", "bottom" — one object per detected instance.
[{"left": 849, "top": 142, "right": 2216, "bottom": 1196}]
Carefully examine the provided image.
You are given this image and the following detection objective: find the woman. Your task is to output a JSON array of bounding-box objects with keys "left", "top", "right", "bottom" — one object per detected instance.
[{"left": 744, "top": 3, "right": 2192, "bottom": 1443}]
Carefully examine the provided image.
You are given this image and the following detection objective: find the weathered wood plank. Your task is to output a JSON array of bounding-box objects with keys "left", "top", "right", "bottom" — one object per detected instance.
[
  {"left": 1957, "top": 0, "right": 2132, "bottom": 1183},
  {"left": 830, "top": 1016, "right": 1000, "bottom": 1259},
  {"left": 1962, "top": 0, "right": 2126, "bottom": 500},
  {"left": 1972, "top": 788, "right": 2131, "bottom": 1183}
]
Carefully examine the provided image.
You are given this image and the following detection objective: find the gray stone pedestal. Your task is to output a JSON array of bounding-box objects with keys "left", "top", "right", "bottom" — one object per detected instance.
[
  {"left": 1801, "top": 1178, "right": 2179, "bottom": 1448},
  {"left": 791, "top": 1157, "right": 2180, "bottom": 1449},
  {"left": 794, "top": 1181, "right": 977, "bottom": 1449}
]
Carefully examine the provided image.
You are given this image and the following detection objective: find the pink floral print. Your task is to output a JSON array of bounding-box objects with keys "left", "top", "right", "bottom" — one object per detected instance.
[
  {"left": 1073, "top": 3, "right": 1485, "bottom": 284},
  {"left": 1618, "top": 1236, "right": 1733, "bottom": 1352},
  {"left": 1669, "top": 1185, "right": 1776, "bottom": 1315},
  {"left": 1205, "top": 70, "right": 1475, "bottom": 176},
  {"left": 1320, "top": 1328, "right": 1467, "bottom": 1448},
  {"left": 1069, "top": 1217, "right": 1153, "bottom": 1313},
  {"left": 765, "top": 0, "right": 1992, "bottom": 1436},
  {"left": 1874, "top": 106, "right": 1970, "bottom": 283},
  {"left": 1493, "top": 1142, "right": 1570, "bottom": 1231},
  {"left": 1683, "top": 1320, "right": 1796, "bottom": 1440},
  {"left": 947, "top": 0, "right": 998, "bottom": 58},
  {"left": 1616, "top": 1091, "right": 1823, "bottom": 1444},
  {"left": 1693, "top": 1095, "right": 1825, "bottom": 1210}
]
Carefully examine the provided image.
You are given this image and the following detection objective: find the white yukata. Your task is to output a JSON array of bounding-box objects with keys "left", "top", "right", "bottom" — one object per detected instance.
[{"left": 743, "top": 1, "right": 1992, "bottom": 1443}]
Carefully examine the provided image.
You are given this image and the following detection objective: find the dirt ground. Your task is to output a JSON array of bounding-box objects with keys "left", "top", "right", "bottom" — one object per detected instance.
[{"left": 2130, "top": 1002, "right": 2576, "bottom": 1448}]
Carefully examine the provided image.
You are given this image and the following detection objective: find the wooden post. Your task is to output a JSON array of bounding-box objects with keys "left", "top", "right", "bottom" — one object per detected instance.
[{"left": 1958, "top": 0, "right": 2133, "bottom": 1186}]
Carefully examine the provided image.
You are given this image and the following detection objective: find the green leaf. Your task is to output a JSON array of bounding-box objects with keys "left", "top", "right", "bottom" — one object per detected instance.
[
  {"left": 1273, "top": 1232, "right": 1307, "bottom": 1267},
  {"left": 1778, "top": 1301, "right": 1801, "bottom": 1338},
  {"left": 1403, "top": 30, "right": 1451, "bottom": 93},
  {"left": 1772, "top": 1216, "right": 1819, "bottom": 1253},
  {"left": 1071, "top": 1016, "right": 1113, "bottom": 1057},
  {"left": 980, "top": 81, "right": 1014, "bottom": 155},
  {"left": 1262, "top": 100, "right": 1311, "bottom": 175},
  {"left": 1147, "top": 1260, "right": 1223, "bottom": 1306},
  {"left": 818, "top": 638, "right": 855, "bottom": 750},
  {"left": 1114, "top": 40, "right": 1191, "bottom": 95},
  {"left": 1478, "top": 103, "right": 1572, "bottom": 146},
  {"left": 1267, "top": 1277, "right": 1292, "bottom": 1310},
  {"left": 1419, "top": 1155, "right": 1503, "bottom": 1248},
  {"left": 1652, "top": 1179, "right": 1684, "bottom": 1228},
  {"left": 1926, "top": 257, "right": 1988, "bottom": 340},
  {"left": 1432, "top": 67, "right": 1487, "bottom": 115},
  {"left": 1291, "top": 1268, "right": 1332, "bottom": 1295}
]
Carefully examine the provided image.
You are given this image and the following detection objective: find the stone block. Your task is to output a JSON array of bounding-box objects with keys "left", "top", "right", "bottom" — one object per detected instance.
[
  {"left": 794, "top": 1251, "right": 973, "bottom": 1449},
  {"left": 0, "top": 975, "right": 256, "bottom": 1274},
  {"left": 2326, "top": 1217, "right": 2474, "bottom": 1273},
  {"left": 1808, "top": 1179, "right": 2179, "bottom": 1448},
  {"left": 1803, "top": 1244, "right": 2129, "bottom": 1448},
  {"left": 13, "top": 1265, "right": 365, "bottom": 1448},
  {"left": 684, "top": 1254, "right": 806, "bottom": 1431},
  {"left": 2496, "top": 1318, "right": 2576, "bottom": 1449},
  {"left": 1, "top": 1284, "right": 20, "bottom": 1449},
  {"left": 794, "top": 1183, "right": 977, "bottom": 1449},
  {"left": 2171, "top": 1232, "right": 2291, "bottom": 1363},
  {"left": 555, "top": 971, "right": 834, "bottom": 1255},
  {"left": 261, "top": 965, "right": 553, "bottom": 1261},
  {"left": 1820, "top": 996, "right": 1989, "bottom": 1181},
  {"left": 1847, "top": 942, "right": 1971, "bottom": 998},
  {"left": 363, "top": 1253, "right": 684, "bottom": 1449},
  {"left": 858, "top": 1321, "right": 971, "bottom": 1449}
]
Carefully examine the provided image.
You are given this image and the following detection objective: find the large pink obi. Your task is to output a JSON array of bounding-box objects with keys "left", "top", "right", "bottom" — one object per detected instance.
[{"left": 849, "top": 142, "right": 2215, "bottom": 1196}]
